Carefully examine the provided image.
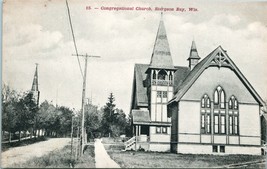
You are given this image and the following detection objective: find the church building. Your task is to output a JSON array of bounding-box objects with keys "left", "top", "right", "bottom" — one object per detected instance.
[{"left": 127, "top": 15, "right": 266, "bottom": 155}]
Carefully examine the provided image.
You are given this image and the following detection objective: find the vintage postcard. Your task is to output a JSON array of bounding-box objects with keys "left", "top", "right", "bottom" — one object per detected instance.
[{"left": 1, "top": 0, "right": 267, "bottom": 168}]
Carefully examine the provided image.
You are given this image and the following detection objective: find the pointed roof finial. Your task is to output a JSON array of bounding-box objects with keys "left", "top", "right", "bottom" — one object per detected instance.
[
  {"left": 148, "top": 14, "right": 175, "bottom": 70},
  {"left": 188, "top": 40, "right": 200, "bottom": 60}
]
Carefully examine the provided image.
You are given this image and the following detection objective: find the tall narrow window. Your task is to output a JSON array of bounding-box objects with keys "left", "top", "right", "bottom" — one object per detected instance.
[
  {"left": 152, "top": 70, "right": 156, "bottom": 79},
  {"left": 200, "top": 94, "right": 211, "bottom": 134},
  {"left": 229, "top": 96, "right": 239, "bottom": 135},
  {"left": 157, "top": 91, "right": 162, "bottom": 98},
  {"left": 207, "top": 98, "right": 210, "bottom": 108},
  {"left": 213, "top": 86, "right": 226, "bottom": 134},
  {"left": 169, "top": 72, "right": 173, "bottom": 81},
  {"left": 220, "top": 90, "right": 225, "bottom": 108},
  {"left": 162, "top": 91, "right": 167, "bottom": 98},
  {"left": 214, "top": 90, "right": 219, "bottom": 105},
  {"left": 201, "top": 97, "right": 205, "bottom": 108},
  {"left": 229, "top": 99, "right": 233, "bottom": 109}
]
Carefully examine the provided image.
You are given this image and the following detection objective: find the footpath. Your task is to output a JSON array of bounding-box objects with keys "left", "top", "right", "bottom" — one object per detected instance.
[{"left": 94, "top": 139, "right": 120, "bottom": 168}]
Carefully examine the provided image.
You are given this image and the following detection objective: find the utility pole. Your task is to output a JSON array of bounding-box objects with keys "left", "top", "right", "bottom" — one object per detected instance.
[
  {"left": 75, "top": 125, "right": 80, "bottom": 159},
  {"left": 70, "top": 115, "right": 74, "bottom": 160},
  {"left": 70, "top": 114, "right": 74, "bottom": 167},
  {"left": 72, "top": 54, "right": 100, "bottom": 155}
]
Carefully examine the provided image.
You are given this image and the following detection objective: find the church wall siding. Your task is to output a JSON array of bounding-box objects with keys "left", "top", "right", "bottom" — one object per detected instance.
[
  {"left": 151, "top": 104, "right": 155, "bottom": 121},
  {"left": 229, "top": 136, "right": 239, "bottom": 144},
  {"left": 182, "top": 67, "right": 257, "bottom": 104},
  {"left": 173, "top": 67, "right": 261, "bottom": 154},
  {"left": 239, "top": 104, "right": 260, "bottom": 137},
  {"left": 169, "top": 102, "right": 178, "bottom": 152},
  {"left": 213, "top": 135, "right": 227, "bottom": 144},
  {"left": 177, "top": 144, "right": 260, "bottom": 155},
  {"left": 179, "top": 101, "right": 200, "bottom": 134},
  {"left": 179, "top": 134, "right": 200, "bottom": 143},
  {"left": 201, "top": 135, "right": 212, "bottom": 143},
  {"left": 150, "top": 134, "right": 170, "bottom": 142}
]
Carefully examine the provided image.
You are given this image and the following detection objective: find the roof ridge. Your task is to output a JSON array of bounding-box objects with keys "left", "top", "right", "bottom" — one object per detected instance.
[{"left": 169, "top": 46, "right": 265, "bottom": 107}]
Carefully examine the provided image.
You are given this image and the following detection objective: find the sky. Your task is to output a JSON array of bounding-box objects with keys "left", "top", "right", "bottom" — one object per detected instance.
[{"left": 2, "top": 0, "right": 267, "bottom": 114}]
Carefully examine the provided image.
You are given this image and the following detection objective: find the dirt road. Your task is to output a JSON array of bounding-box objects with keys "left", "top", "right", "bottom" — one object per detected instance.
[{"left": 1, "top": 138, "right": 70, "bottom": 168}]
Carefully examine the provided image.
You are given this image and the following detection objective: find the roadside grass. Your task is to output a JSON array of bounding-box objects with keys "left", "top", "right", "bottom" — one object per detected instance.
[
  {"left": 2, "top": 136, "right": 47, "bottom": 152},
  {"left": 101, "top": 137, "right": 122, "bottom": 144},
  {"left": 10, "top": 143, "right": 96, "bottom": 168},
  {"left": 74, "top": 143, "right": 95, "bottom": 168},
  {"left": 106, "top": 144, "right": 266, "bottom": 168}
]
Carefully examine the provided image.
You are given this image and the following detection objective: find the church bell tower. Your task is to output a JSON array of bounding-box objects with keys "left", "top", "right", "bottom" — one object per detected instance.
[{"left": 146, "top": 13, "right": 176, "bottom": 123}]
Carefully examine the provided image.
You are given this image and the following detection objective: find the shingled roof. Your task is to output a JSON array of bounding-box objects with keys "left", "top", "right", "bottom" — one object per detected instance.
[
  {"left": 131, "top": 64, "right": 149, "bottom": 108},
  {"left": 169, "top": 46, "right": 265, "bottom": 106},
  {"left": 187, "top": 40, "right": 200, "bottom": 60},
  {"left": 148, "top": 15, "right": 175, "bottom": 70},
  {"left": 132, "top": 110, "right": 150, "bottom": 124},
  {"left": 131, "top": 63, "right": 190, "bottom": 108}
]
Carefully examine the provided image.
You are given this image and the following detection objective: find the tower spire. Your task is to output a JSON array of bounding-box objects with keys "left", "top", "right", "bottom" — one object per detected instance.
[
  {"left": 188, "top": 40, "right": 200, "bottom": 70},
  {"left": 148, "top": 13, "right": 175, "bottom": 70},
  {"left": 31, "top": 63, "right": 39, "bottom": 91},
  {"left": 31, "top": 63, "right": 40, "bottom": 106}
]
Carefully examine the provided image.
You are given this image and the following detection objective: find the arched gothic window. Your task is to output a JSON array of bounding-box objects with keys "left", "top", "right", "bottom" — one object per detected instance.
[
  {"left": 214, "top": 90, "right": 219, "bottom": 104},
  {"left": 158, "top": 70, "right": 167, "bottom": 80},
  {"left": 214, "top": 86, "right": 225, "bottom": 108},
  {"left": 229, "top": 96, "right": 239, "bottom": 135},
  {"left": 200, "top": 94, "right": 211, "bottom": 134},
  {"left": 213, "top": 86, "right": 226, "bottom": 134}
]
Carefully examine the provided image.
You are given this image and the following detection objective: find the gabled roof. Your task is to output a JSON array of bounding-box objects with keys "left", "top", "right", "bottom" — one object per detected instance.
[
  {"left": 169, "top": 46, "right": 265, "bottom": 106},
  {"left": 148, "top": 15, "right": 175, "bottom": 70},
  {"left": 132, "top": 64, "right": 149, "bottom": 108},
  {"left": 131, "top": 64, "right": 190, "bottom": 108},
  {"left": 173, "top": 66, "right": 191, "bottom": 93},
  {"left": 187, "top": 40, "right": 200, "bottom": 60},
  {"left": 263, "top": 113, "right": 267, "bottom": 120}
]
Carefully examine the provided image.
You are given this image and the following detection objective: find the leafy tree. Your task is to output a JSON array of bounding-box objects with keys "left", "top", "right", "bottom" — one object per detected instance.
[
  {"left": 37, "top": 100, "right": 56, "bottom": 136},
  {"left": 84, "top": 103, "right": 101, "bottom": 139},
  {"left": 57, "top": 106, "right": 73, "bottom": 137},
  {"left": 15, "top": 92, "right": 38, "bottom": 141},
  {"left": 37, "top": 101, "right": 74, "bottom": 137},
  {"left": 2, "top": 84, "right": 20, "bottom": 142}
]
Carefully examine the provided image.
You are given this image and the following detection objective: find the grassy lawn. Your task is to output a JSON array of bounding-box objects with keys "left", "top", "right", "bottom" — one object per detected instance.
[
  {"left": 105, "top": 144, "right": 266, "bottom": 168},
  {"left": 10, "top": 143, "right": 95, "bottom": 168}
]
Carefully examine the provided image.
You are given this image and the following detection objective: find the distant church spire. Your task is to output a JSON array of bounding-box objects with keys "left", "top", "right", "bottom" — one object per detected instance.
[
  {"left": 31, "top": 63, "right": 40, "bottom": 106},
  {"left": 148, "top": 13, "right": 175, "bottom": 70},
  {"left": 188, "top": 40, "right": 200, "bottom": 70}
]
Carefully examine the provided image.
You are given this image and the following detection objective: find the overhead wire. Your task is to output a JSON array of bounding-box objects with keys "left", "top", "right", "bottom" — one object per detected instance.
[{"left": 66, "top": 0, "right": 83, "bottom": 77}]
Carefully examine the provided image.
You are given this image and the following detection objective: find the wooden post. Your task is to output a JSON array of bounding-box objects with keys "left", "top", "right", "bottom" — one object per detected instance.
[
  {"left": 80, "top": 55, "right": 88, "bottom": 155},
  {"left": 72, "top": 54, "right": 100, "bottom": 156},
  {"left": 76, "top": 126, "right": 80, "bottom": 159},
  {"left": 135, "top": 125, "right": 138, "bottom": 151},
  {"left": 70, "top": 115, "right": 74, "bottom": 161}
]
